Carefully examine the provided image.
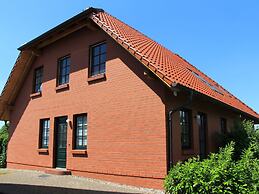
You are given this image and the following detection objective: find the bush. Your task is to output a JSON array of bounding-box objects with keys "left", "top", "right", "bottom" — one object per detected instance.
[
  {"left": 164, "top": 142, "right": 259, "bottom": 194},
  {"left": 0, "top": 124, "right": 9, "bottom": 168},
  {"left": 217, "top": 120, "right": 259, "bottom": 160}
]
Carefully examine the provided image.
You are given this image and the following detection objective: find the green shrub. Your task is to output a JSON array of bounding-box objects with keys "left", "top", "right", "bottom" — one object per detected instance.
[
  {"left": 217, "top": 120, "right": 259, "bottom": 160},
  {"left": 0, "top": 124, "right": 9, "bottom": 168},
  {"left": 164, "top": 142, "right": 259, "bottom": 194},
  {"left": 234, "top": 144, "right": 259, "bottom": 193}
]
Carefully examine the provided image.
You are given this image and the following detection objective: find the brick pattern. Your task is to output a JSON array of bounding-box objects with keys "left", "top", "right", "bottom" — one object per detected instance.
[
  {"left": 6, "top": 12, "right": 252, "bottom": 190},
  {"left": 7, "top": 27, "right": 167, "bottom": 189}
]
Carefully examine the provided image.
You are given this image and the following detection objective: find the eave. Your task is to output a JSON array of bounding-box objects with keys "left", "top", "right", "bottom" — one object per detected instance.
[
  {"left": 1, "top": 7, "right": 258, "bottom": 123},
  {"left": 18, "top": 7, "right": 103, "bottom": 51}
]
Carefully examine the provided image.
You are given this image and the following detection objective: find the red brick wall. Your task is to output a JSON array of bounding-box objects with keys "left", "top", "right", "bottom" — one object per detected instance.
[
  {"left": 165, "top": 91, "right": 239, "bottom": 163},
  {"left": 6, "top": 26, "right": 242, "bottom": 190},
  {"left": 7, "top": 27, "right": 167, "bottom": 189}
]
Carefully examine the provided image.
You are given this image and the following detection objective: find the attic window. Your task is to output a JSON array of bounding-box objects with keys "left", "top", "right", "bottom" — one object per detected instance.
[
  {"left": 33, "top": 66, "right": 43, "bottom": 93},
  {"left": 189, "top": 69, "right": 224, "bottom": 95}
]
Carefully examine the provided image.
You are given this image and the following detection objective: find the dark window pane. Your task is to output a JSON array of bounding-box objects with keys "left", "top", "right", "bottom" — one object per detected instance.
[
  {"left": 66, "top": 58, "right": 70, "bottom": 66},
  {"left": 34, "top": 67, "right": 43, "bottom": 93},
  {"left": 92, "top": 66, "right": 99, "bottom": 75},
  {"left": 65, "top": 75, "right": 69, "bottom": 83},
  {"left": 61, "top": 68, "right": 66, "bottom": 76},
  {"left": 180, "top": 110, "right": 192, "bottom": 149},
  {"left": 58, "top": 56, "right": 70, "bottom": 85},
  {"left": 90, "top": 43, "right": 106, "bottom": 76},
  {"left": 60, "top": 77, "right": 65, "bottom": 85},
  {"left": 65, "top": 66, "right": 70, "bottom": 75},
  {"left": 93, "top": 46, "right": 100, "bottom": 56},
  {"left": 100, "top": 54, "right": 106, "bottom": 63},
  {"left": 100, "top": 44, "right": 106, "bottom": 54},
  {"left": 93, "top": 56, "right": 99, "bottom": 66},
  {"left": 100, "top": 63, "right": 105, "bottom": 74}
]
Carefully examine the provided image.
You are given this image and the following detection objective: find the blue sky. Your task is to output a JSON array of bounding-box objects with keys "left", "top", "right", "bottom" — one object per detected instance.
[{"left": 0, "top": 0, "right": 259, "bottom": 126}]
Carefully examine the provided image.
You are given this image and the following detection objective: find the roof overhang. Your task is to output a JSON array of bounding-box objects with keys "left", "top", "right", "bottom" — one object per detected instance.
[
  {"left": 1, "top": 7, "right": 258, "bottom": 123},
  {"left": 18, "top": 7, "right": 103, "bottom": 51},
  {"left": 0, "top": 7, "right": 103, "bottom": 121},
  {"left": 174, "top": 85, "right": 259, "bottom": 124},
  {"left": 0, "top": 51, "right": 35, "bottom": 120}
]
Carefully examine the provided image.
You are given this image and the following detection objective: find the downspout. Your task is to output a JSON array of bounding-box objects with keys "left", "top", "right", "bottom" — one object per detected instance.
[{"left": 168, "top": 89, "right": 194, "bottom": 169}]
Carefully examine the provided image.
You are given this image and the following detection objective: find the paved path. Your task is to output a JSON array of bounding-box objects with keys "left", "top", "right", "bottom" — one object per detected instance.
[{"left": 0, "top": 169, "right": 163, "bottom": 194}]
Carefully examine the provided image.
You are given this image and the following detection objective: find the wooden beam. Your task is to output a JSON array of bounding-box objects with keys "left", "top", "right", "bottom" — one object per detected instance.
[
  {"left": 36, "top": 23, "right": 88, "bottom": 49},
  {"left": 32, "top": 49, "right": 41, "bottom": 56},
  {"left": 85, "top": 21, "right": 99, "bottom": 31}
]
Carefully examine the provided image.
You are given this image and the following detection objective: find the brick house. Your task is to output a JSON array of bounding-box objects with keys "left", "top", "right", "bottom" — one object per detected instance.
[{"left": 0, "top": 7, "right": 258, "bottom": 189}]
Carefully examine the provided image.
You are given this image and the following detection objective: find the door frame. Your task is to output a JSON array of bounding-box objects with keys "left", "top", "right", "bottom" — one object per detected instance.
[
  {"left": 53, "top": 116, "right": 68, "bottom": 168},
  {"left": 197, "top": 112, "right": 208, "bottom": 159}
]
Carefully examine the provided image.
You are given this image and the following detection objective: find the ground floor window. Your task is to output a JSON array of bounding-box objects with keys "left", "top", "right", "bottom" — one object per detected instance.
[
  {"left": 180, "top": 109, "right": 192, "bottom": 149},
  {"left": 39, "top": 119, "right": 50, "bottom": 148},
  {"left": 74, "top": 114, "right": 87, "bottom": 149}
]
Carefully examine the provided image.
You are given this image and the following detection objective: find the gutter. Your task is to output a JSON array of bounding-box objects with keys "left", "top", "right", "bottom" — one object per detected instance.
[{"left": 168, "top": 88, "right": 194, "bottom": 169}]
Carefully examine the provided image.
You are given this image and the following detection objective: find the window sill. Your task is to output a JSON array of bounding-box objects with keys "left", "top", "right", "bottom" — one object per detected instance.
[
  {"left": 71, "top": 149, "right": 87, "bottom": 155},
  {"left": 30, "top": 92, "right": 42, "bottom": 98},
  {"left": 37, "top": 148, "right": 49, "bottom": 154},
  {"left": 87, "top": 73, "right": 106, "bottom": 83},
  {"left": 56, "top": 83, "right": 69, "bottom": 92}
]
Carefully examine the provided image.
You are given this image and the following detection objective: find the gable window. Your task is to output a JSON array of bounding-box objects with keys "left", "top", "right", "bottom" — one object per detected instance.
[
  {"left": 180, "top": 110, "right": 192, "bottom": 149},
  {"left": 58, "top": 56, "right": 70, "bottom": 85},
  {"left": 33, "top": 67, "right": 43, "bottom": 93},
  {"left": 221, "top": 118, "right": 227, "bottom": 134},
  {"left": 90, "top": 42, "right": 106, "bottom": 76},
  {"left": 39, "top": 119, "right": 50, "bottom": 148},
  {"left": 74, "top": 114, "right": 87, "bottom": 149}
]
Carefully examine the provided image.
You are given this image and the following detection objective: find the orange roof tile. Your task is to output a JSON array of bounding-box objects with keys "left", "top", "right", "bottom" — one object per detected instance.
[
  {"left": 90, "top": 11, "right": 259, "bottom": 119},
  {"left": 0, "top": 8, "right": 258, "bottom": 121}
]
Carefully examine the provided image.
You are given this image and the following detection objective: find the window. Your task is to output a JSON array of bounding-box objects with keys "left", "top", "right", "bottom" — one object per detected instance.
[
  {"left": 39, "top": 119, "right": 50, "bottom": 148},
  {"left": 74, "top": 114, "right": 87, "bottom": 149},
  {"left": 180, "top": 110, "right": 192, "bottom": 149},
  {"left": 33, "top": 67, "right": 43, "bottom": 93},
  {"left": 90, "top": 42, "right": 107, "bottom": 76},
  {"left": 58, "top": 56, "right": 70, "bottom": 85},
  {"left": 221, "top": 118, "right": 227, "bottom": 134},
  {"left": 188, "top": 68, "right": 224, "bottom": 95}
]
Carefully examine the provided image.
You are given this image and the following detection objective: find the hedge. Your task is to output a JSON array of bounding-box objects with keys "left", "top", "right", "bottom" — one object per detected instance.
[
  {"left": 0, "top": 124, "right": 9, "bottom": 168},
  {"left": 165, "top": 142, "right": 259, "bottom": 193},
  {"left": 165, "top": 120, "right": 259, "bottom": 194}
]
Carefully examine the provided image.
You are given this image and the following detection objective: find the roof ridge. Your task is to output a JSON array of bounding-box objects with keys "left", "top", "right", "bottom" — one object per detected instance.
[
  {"left": 1, "top": 8, "right": 257, "bottom": 120},
  {"left": 91, "top": 10, "right": 259, "bottom": 119},
  {"left": 98, "top": 11, "right": 181, "bottom": 63}
]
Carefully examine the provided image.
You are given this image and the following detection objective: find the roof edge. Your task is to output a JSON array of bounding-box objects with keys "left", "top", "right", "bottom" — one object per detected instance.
[
  {"left": 90, "top": 12, "right": 259, "bottom": 120},
  {"left": 2, "top": 7, "right": 258, "bottom": 122},
  {"left": 18, "top": 7, "right": 103, "bottom": 51}
]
